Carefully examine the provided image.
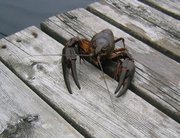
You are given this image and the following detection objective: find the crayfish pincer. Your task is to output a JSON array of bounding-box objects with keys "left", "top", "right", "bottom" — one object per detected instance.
[{"left": 62, "top": 29, "right": 135, "bottom": 97}]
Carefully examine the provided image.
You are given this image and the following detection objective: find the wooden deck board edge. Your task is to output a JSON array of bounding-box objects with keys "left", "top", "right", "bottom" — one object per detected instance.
[
  {"left": 40, "top": 8, "right": 180, "bottom": 123},
  {"left": 1, "top": 25, "right": 180, "bottom": 137},
  {"left": 0, "top": 61, "right": 84, "bottom": 138},
  {"left": 87, "top": 2, "right": 180, "bottom": 63},
  {"left": 138, "top": 0, "right": 180, "bottom": 20},
  {"left": 41, "top": 21, "right": 180, "bottom": 123}
]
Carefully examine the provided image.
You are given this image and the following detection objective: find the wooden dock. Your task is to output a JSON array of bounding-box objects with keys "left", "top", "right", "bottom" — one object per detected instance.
[{"left": 0, "top": 0, "right": 180, "bottom": 137}]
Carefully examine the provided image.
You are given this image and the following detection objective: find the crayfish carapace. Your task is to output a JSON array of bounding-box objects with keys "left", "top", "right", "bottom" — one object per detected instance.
[{"left": 62, "top": 29, "right": 135, "bottom": 97}]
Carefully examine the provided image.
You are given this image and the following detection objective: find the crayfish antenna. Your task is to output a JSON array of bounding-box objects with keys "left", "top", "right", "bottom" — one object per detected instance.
[{"left": 97, "top": 56, "right": 116, "bottom": 113}]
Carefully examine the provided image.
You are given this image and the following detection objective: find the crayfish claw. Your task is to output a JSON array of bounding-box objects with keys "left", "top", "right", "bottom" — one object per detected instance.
[
  {"left": 62, "top": 46, "right": 80, "bottom": 94},
  {"left": 71, "top": 59, "right": 81, "bottom": 89},
  {"left": 114, "top": 59, "right": 135, "bottom": 97}
]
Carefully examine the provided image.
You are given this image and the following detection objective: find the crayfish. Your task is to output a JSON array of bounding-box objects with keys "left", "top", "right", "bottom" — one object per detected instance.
[{"left": 62, "top": 29, "right": 135, "bottom": 97}]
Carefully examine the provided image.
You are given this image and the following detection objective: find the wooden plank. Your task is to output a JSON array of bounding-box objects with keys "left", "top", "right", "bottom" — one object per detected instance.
[
  {"left": 87, "top": 1, "right": 180, "bottom": 62},
  {"left": 40, "top": 8, "right": 180, "bottom": 122},
  {"left": 100, "top": 0, "right": 180, "bottom": 39},
  {"left": 138, "top": 0, "right": 180, "bottom": 20},
  {"left": 1, "top": 26, "right": 180, "bottom": 137},
  {"left": 0, "top": 62, "right": 83, "bottom": 138}
]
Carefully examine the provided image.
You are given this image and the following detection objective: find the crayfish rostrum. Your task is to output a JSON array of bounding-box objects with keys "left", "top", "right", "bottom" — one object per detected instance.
[{"left": 62, "top": 29, "right": 135, "bottom": 97}]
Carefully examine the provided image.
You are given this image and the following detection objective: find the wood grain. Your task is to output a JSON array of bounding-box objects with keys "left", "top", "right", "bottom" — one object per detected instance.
[
  {"left": 105, "top": 0, "right": 180, "bottom": 38},
  {"left": 87, "top": 0, "right": 180, "bottom": 62},
  {"left": 1, "top": 26, "right": 180, "bottom": 137},
  {"left": 41, "top": 8, "right": 180, "bottom": 122},
  {"left": 0, "top": 61, "right": 83, "bottom": 138},
  {"left": 138, "top": 0, "right": 180, "bottom": 19}
]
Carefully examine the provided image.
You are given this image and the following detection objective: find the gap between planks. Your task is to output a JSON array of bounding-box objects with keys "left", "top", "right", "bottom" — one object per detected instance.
[
  {"left": 0, "top": 61, "right": 83, "bottom": 138},
  {"left": 0, "top": 26, "right": 180, "bottom": 137},
  {"left": 87, "top": 0, "right": 180, "bottom": 63},
  {"left": 40, "top": 8, "right": 180, "bottom": 123},
  {"left": 138, "top": 0, "right": 180, "bottom": 20}
]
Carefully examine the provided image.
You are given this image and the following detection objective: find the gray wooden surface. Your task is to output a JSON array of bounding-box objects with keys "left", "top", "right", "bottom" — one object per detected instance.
[
  {"left": 0, "top": 26, "right": 180, "bottom": 137},
  {"left": 41, "top": 8, "right": 180, "bottom": 122},
  {"left": 0, "top": 61, "right": 83, "bottom": 138},
  {"left": 93, "top": 0, "right": 180, "bottom": 39},
  {"left": 87, "top": 0, "right": 180, "bottom": 62},
  {"left": 138, "top": 0, "right": 180, "bottom": 19}
]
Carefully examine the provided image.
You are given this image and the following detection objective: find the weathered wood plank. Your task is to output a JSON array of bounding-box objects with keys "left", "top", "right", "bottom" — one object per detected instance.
[
  {"left": 138, "top": 0, "right": 180, "bottom": 20},
  {"left": 87, "top": 1, "right": 180, "bottom": 62},
  {"left": 102, "top": 0, "right": 180, "bottom": 39},
  {"left": 0, "top": 61, "right": 83, "bottom": 138},
  {"left": 41, "top": 8, "right": 180, "bottom": 122},
  {"left": 1, "top": 26, "right": 180, "bottom": 137}
]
